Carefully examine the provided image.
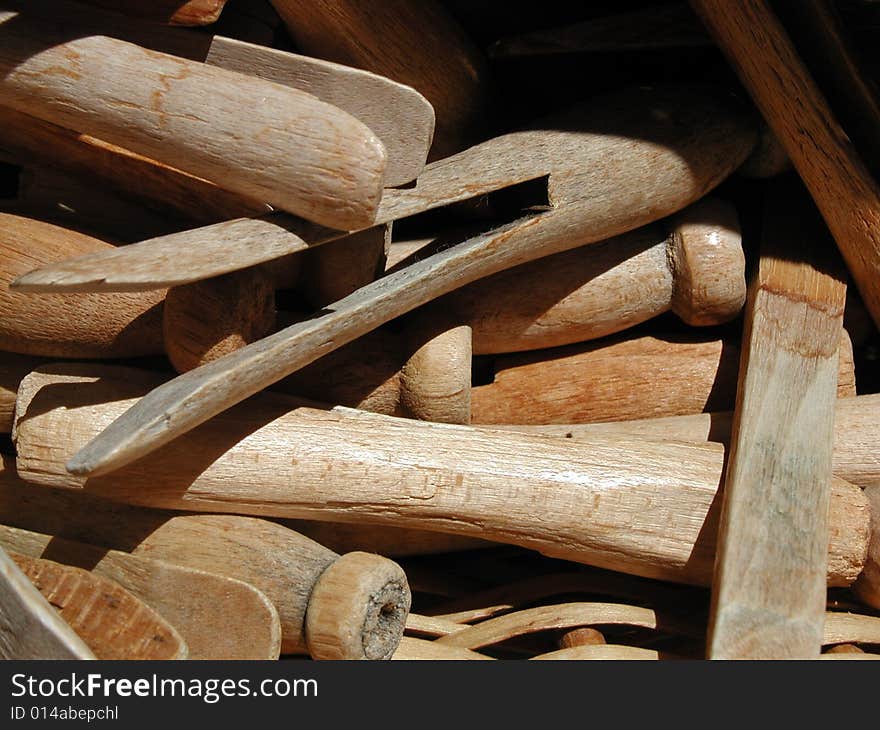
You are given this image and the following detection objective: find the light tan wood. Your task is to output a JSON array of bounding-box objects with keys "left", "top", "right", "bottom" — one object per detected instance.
[
  {"left": 11, "top": 553, "right": 187, "bottom": 660},
  {"left": 0, "top": 9, "right": 386, "bottom": 230},
  {"left": 558, "top": 627, "right": 606, "bottom": 649},
  {"left": 305, "top": 552, "right": 410, "bottom": 660},
  {"left": 690, "top": 0, "right": 880, "bottom": 329},
  {"left": 435, "top": 603, "right": 670, "bottom": 650},
  {"left": 0, "top": 352, "right": 49, "bottom": 433},
  {"left": 531, "top": 645, "right": 664, "bottom": 660},
  {"left": 407, "top": 198, "right": 744, "bottom": 354},
  {"left": 0, "top": 523, "right": 282, "bottom": 660},
  {"left": 0, "top": 545, "right": 95, "bottom": 659},
  {"left": 58, "top": 84, "right": 756, "bottom": 476},
  {"left": 14, "top": 0, "right": 432, "bottom": 186},
  {"left": 708, "top": 183, "right": 847, "bottom": 660},
  {"left": 13, "top": 364, "right": 870, "bottom": 594},
  {"left": 15, "top": 85, "right": 752, "bottom": 295},
  {"left": 0, "top": 213, "right": 165, "bottom": 358},
  {"left": 496, "top": 393, "right": 880, "bottom": 489},
  {"left": 0, "top": 106, "right": 270, "bottom": 228},
  {"left": 405, "top": 613, "right": 467, "bottom": 638},
  {"left": 270, "top": 0, "right": 491, "bottom": 161},
  {"left": 824, "top": 611, "right": 880, "bottom": 646},
  {"left": 855, "top": 485, "right": 880, "bottom": 607},
  {"left": 0, "top": 459, "right": 409, "bottom": 658},
  {"left": 399, "top": 322, "right": 472, "bottom": 424},
  {"left": 163, "top": 266, "right": 276, "bottom": 373},
  {"left": 471, "top": 330, "right": 855, "bottom": 425},
  {"left": 78, "top": 0, "right": 228, "bottom": 25},
  {"left": 392, "top": 636, "right": 494, "bottom": 660}
]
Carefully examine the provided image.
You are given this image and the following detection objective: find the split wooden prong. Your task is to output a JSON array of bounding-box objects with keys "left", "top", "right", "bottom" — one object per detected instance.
[{"left": 53, "top": 83, "right": 757, "bottom": 478}]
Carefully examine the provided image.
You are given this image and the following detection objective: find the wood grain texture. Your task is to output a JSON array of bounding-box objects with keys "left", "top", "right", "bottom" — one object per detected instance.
[
  {"left": 270, "top": 0, "right": 491, "bottom": 160},
  {"left": 163, "top": 266, "right": 276, "bottom": 373},
  {"left": 0, "top": 213, "right": 165, "bottom": 357},
  {"left": 471, "top": 331, "right": 855, "bottom": 425},
  {"left": 77, "top": 0, "right": 228, "bottom": 25},
  {"left": 0, "top": 523, "right": 282, "bottom": 660},
  {"left": 690, "top": 0, "right": 880, "bottom": 329},
  {"left": 11, "top": 552, "right": 187, "bottom": 660},
  {"left": 0, "top": 352, "right": 49, "bottom": 433},
  {"left": 0, "top": 106, "right": 271, "bottom": 227},
  {"left": 708, "top": 184, "right": 847, "bottom": 660},
  {"left": 531, "top": 645, "right": 664, "bottom": 660},
  {"left": 392, "top": 636, "right": 493, "bottom": 660},
  {"left": 0, "top": 9, "right": 386, "bottom": 230},
  {"left": 12, "top": 364, "right": 869, "bottom": 591},
  {"left": 8, "top": 0, "right": 434, "bottom": 187},
  {"left": 435, "top": 603, "right": 670, "bottom": 650},
  {"left": 0, "top": 461, "right": 409, "bottom": 657},
  {"left": 58, "top": 83, "right": 757, "bottom": 476},
  {"left": 406, "top": 198, "right": 744, "bottom": 354},
  {"left": 497, "top": 393, "right": 880, "bottom": 489},
  {"left": 0, "top": 544, "right": 95, "bottom": 659}
]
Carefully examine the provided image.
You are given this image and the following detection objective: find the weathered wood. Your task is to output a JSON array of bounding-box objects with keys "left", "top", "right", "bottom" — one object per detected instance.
[
  {"left": 0, "top": 105, "right": 270, "bottom": 226},
  {"left": 0, "top": 213, "right": 165, "bottom": 358},
  {"left": 435, "top": 603, "right": 674, "bottom": 650},
  {"left": 708, "top": 183, "right": 847, "bottom": 659},
  {"left": 11, "top": 552, "right": 188, "bottom": 660},
  {"left": 270, "top": 0, "right": 491, "bottom": 160},
  {"left": 7, "top": 0, "right": 434, "bottom": 187},
  {"left": 0, "top": 523, "right": 282, "bottom": 660},
  {"left": 12, "top": 364, "right": 870, "bottom": 594},
  {"left": 392, "top": 637, "right": 493, "bottom": 660},
  {"left": 0, "top": 461, "right": 410, "bottom": 658},
  {"left": 471, "top": 330, "right": 855, "bottom": 425},
  {"left": 855, "top": 485, "right": 880, "bottom": 607},
  {"left": 163, "top": 266, "right": 276, "bottom": 373},
  {"left": 58, "top": 84, "right": 757, "bottom": 476},
  {"left": 0, "top": 545, "right": 95, "bottom": 659},
  {"left": 495, "top": 393, "right": 880, "bottom": 489},
  {"left": 690, "top": 0, "right": 880, "bottom": 329},
  {"left": 77, "top": 0, "right": 228, "bottom": 25},
  {"left": 406, "top": 198, "right": 744, "bottom": 354},
  {"left": 0, "top": 9, "right": 386, "bottom": 230},
  {"left": 823, "top": 611, "right": 880, "bottom": 646}
]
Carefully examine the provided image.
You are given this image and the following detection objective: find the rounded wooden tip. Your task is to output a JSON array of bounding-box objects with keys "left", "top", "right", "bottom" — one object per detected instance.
[
  {"left": 399, "top": 323, "right": 472, "bottom": 424},
  {"left": 163, "top": 267, "right": 276, "bottom": 373},
  {"left": 668, "top": 198, "right": 746, "bottom": 326},
  {"left": 558, "top": 627, "right": 606, "bottom": 649},
  {"left": 854, "top": 485, "right": 880, "bottom": 610},
  {"left": 304, "top": 552, "right": 411, "bottom": 660}
]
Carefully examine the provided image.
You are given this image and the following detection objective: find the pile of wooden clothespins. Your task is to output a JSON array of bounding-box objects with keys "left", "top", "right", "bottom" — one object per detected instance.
[{"left": 0, "top": 0, "right": 879, "bottom": 660}]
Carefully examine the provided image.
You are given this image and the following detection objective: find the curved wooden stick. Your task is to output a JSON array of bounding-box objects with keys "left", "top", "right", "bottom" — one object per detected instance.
[
  {"left": 531, "top": 645, "right": 664, "bottom": 660},
  {"left": 12, "top": 364, "right": 871, "bottom": 596},
  {"left": 59, "top": 84, "right": 757, "bottom": 476}
]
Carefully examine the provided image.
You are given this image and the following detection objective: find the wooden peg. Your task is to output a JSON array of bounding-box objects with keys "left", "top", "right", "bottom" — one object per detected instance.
[
  {"left": 13, "top": 84, "right": 754, "bottom": 295},
  {"left": 6, "top": 0, "right": 434, "bottom": 188},
  {"left": 77, "top": 0, "right": 229, "bottom": 26},
  {"left": 0, "top": 8, "right": 387, "bottom": 230},
  {"left": 557, "top": 627, "right": 606, "bottom": 650},
  {"left": 470, "top": 330, "right": 855, "bottom": 425},
  {"left": 269, "top": 0, "right": 492, "bottom": 160},
  {"left": 0, "top": 522, "right": 282, "bottom": 660},
  {"left": 57, "top": 83, "right": 758, "bottom": 476},
  {"left": 497, "top": 393, "right": 880, "bottom": 490},
  {"left": 12, "top": 364, "right": 872, "bottom": 598},
  {"left": 0, "top": 545, "right": 95, "bottom": 659},
  {"left": 404, "top": 198, "right": 744, "bottom": 354},
  {"left": 10, "top": 552, "right": 188, "bottom": 660},
  {"left": 690, "top": 0, "right": 880, "bottom": 330},
  {"left": 0, "top": 213, "right": 165, "bottom": 358},
  {"left": 0, "top": 463, "right": 411, "bottom": 659},
  {"left": 708, "top": 181, "right": 847, "bottom": 660}
]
